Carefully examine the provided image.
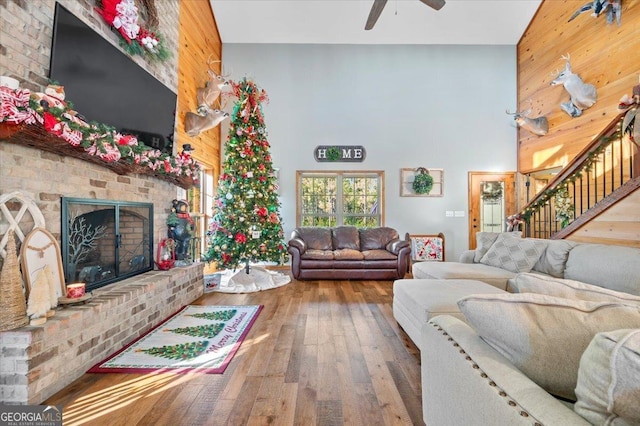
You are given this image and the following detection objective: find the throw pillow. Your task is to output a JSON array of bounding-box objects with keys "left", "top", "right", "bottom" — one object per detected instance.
[
  {"left": 513, "top": 273, "right": 640, "bottom": 305},
  {"left": 531, "top": 239, "right": 577, "bottom": 278},
  {"left": 479, "top": 234, "right": 546, "bottom": 273},
  {"left": 473, "top": 231, "right": 521, "bottom": 263},
  {"left": 574, "top": 329, "right": 640, "bottom": 425},
  {"left": 457, "top": 293, "right": 640, "bottom": 401}
]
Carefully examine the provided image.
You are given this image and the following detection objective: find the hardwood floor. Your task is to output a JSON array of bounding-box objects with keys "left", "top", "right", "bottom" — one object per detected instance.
[{"left": 45, "top": 277, "right": 423, "bottom": 426}]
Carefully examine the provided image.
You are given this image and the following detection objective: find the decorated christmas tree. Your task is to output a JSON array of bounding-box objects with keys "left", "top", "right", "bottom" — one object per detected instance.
[
  {"left": 136, "top": 341, "right": 209, "bottom": 361},
  {"left": 186, "top": 309, "right": 237, "bottom": 322},
  {"left": 204, "top": 78, "right": 287, "bottom": 271},
  {"left": 165, "top": 324, "right": 225, "bottom": 339}
]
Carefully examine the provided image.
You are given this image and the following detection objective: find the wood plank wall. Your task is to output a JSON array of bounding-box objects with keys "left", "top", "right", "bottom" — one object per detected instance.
[
  {"left": 177, "top": 0, "right": 223, "bottom": 172},
  {"left": 517, "top": 1, "right": 640, "bottom": 247},
  {"left": 567, "top": 190, "right": 640, "bottom": 248},
  {"left": 517, "top": 0, "right": 640, "bottom": 174}
]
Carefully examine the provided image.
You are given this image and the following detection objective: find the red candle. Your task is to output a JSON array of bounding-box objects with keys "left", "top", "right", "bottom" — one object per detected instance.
[{"left": 66, "top": 283, "right": 85, "bottom": 299}]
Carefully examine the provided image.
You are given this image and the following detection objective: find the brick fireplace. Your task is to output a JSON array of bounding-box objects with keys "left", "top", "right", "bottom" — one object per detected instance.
[
  {"left": 0, "top": 0, "right": 196, "bottom": 405},
  {"left": 0, "top": 143, "right": 205, "bottom": 404}
]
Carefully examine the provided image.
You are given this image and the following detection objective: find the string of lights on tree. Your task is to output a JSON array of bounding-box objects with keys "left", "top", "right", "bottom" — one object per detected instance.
[{"left": 203, "top": 78, "right": 287, "bottom": 271}]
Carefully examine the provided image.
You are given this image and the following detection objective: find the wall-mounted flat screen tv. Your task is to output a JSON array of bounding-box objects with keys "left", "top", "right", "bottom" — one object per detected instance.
[{"left": 49, "top": 2, "right": 176, "bottom": 154}]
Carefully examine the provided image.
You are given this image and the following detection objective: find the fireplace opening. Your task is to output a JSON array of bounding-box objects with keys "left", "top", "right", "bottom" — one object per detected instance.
[{"left": 61, "top": 197, "right": 154, "bottom": 291}]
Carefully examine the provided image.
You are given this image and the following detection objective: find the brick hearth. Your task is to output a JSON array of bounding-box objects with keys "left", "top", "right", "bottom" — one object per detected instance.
[{"left": 0, "top": 263, "right": 203, "bottom": 405}]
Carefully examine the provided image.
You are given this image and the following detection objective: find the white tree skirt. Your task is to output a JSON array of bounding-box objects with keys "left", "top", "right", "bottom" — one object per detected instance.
[{"left": 213, "top": 266, "right": 291, "bottom": 293}]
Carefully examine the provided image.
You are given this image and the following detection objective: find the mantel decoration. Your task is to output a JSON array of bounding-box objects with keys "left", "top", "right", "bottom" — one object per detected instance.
[
  {"left": 0, "top": 85, "right": 200, "bottom": 189},
  {"left": 96, "top": 0, "right": 170, "bottom": 62}
]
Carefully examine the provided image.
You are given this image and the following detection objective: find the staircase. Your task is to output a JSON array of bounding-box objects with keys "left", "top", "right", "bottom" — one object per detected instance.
[{"left": 520, "top": 111, "right": 639, "bottom": 240}]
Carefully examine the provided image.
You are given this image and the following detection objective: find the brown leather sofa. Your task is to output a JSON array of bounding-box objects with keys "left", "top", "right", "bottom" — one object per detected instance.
[{"left": 287, "top": 226, "right": 410, "bottom": 280}]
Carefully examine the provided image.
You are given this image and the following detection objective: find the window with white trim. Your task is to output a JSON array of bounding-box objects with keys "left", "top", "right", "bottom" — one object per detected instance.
[{"left": 296, "top": 171, "right": 383, "bottom": 227}]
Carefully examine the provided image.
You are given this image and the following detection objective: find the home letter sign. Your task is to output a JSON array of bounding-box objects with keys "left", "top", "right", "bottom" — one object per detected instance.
[{"left": 314, "top": 145, "right": 366, "bottom": 162}]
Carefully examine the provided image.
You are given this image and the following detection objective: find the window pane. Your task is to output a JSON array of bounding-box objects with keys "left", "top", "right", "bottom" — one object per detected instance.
[{"left": 298, "top": 172, "right": 381, "bottom": 228}]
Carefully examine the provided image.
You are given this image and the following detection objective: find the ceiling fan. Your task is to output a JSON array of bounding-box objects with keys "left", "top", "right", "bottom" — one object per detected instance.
[{"left": 365, "top": 0, "right": 446, "bottom": 30}]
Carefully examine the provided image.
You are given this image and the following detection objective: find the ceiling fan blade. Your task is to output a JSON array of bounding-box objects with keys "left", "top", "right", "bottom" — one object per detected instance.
[
  {"left": 365, "top": 0, "right": 389, "bottom": 30},
  {"left": 419, "top": 0, "right": 445, "bottom": 11}
]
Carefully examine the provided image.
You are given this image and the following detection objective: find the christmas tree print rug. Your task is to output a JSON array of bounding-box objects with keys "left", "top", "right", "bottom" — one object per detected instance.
[{"left": 88, "top": 305, "right": 262, "bottom": 374}]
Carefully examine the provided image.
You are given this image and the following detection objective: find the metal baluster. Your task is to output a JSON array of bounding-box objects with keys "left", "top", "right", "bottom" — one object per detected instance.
[
  {"left": 545, "top": 200, "right": 550, "bottom": 239},
  {"left": 629, "top": 135, "right": 634, "bottom": 183},
  {"left": 586, "top": 168, "right": 591, "bottom": 210},
  {"left": 620, "top": 136, "right": 625, "bottom": 187},
  {"left": 610, "top": 139, "right": 615, "bottom": 193},
  {"left": 571, "top": 180, "right": 576, "bottom": 230}
]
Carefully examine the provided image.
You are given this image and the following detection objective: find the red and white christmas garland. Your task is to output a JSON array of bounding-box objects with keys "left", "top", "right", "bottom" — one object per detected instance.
[{"left": 0, "top": 86, "right": 199, "bottom": 181}]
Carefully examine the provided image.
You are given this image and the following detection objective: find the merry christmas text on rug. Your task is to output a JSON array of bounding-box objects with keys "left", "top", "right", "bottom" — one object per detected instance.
[{"left": 88, "top": 305, "right": 262, "bottom": 374}]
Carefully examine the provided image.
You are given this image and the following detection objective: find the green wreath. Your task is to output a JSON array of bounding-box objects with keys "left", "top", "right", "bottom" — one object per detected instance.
[
  {"left": 327, "top": 147, "right": 340, "bottom": 161},
  {"left": 413, "top": 167, "right": 434, "bottom": 194}
]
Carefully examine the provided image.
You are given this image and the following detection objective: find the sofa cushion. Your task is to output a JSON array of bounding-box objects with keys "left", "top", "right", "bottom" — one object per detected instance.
[
  {"left": 301, "top": 249, "right": 334, "bottom": 261},
  {"left": 564, "top": 244, "right": 640, "bottom": 296},
  {"left": 513, "top": 273, "right": 640, "bottom": 304},
  {"left": 412, "top": 261, "right": 515, "bottom": 291},
  {"left": 332, "top": 226, "right": 360, "bottom": 250},
  {"left": 362, "top": 249, "right": 397, "bottom": 261},
  {"left": 531, "top": 239, "right": 577, "bottom": 278},
  {"left": 473, "top": 231, "right": 522, "bottom": 263},
  {"left": 392, "top": 279, "right": 505, "bottom": 346},
  {"left": 360, "top": 227, "right": 399, "bottom": 251},
  {"left": 295, "top": 227, "right": 332, "bottom": 250},
  {"left": 574, "top": 329, "right": 640, "bottom": 425},
  {"left": 458, "top": 292, "right": 640, "bottom": 401},
  {"left": 479, "top": 234, "right": 546, "bottom": 273},
  {"left": 333, "top": 249, "right": 364, "bottom": 261}
]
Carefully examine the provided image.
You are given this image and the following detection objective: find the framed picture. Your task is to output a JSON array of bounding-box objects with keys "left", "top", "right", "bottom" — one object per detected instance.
[{"left": 401, "top": 168, "right": 444, "bottom": 197}]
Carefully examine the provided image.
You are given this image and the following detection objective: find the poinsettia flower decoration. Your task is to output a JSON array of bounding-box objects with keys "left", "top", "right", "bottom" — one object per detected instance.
[{"left": 96, "top": 0, "right": 169, "bottom": 61}]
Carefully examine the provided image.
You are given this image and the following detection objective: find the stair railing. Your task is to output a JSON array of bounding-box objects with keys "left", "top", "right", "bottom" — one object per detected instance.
[{"left": 520, "top": 111, "right": 638, "bottom": 239}]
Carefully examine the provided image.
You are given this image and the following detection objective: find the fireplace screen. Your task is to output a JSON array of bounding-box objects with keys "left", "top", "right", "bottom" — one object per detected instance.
[{"left": 61, "top": 197, "right": 153, "bottom": 292}]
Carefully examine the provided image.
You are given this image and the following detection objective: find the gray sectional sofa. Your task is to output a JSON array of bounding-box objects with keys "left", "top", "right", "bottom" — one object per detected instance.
[{"left": 393, "top": 234, "right": 640, "bottom": 425}]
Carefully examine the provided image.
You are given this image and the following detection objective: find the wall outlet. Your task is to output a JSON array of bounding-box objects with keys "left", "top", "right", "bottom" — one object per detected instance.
[
  {"left": 445, "top": 211, "right": 454, "bottom": 217},
  {"left": 454, "top": 211, "right": 465, "bottom": 217}
]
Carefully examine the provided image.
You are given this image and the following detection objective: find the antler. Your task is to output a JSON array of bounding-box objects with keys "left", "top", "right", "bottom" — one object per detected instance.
[
  {"left": 560, "top": 53, "right": 571, "bottom": 62},
  {"left": 206, "top": 54, "right": 231, "bottom": 79}
]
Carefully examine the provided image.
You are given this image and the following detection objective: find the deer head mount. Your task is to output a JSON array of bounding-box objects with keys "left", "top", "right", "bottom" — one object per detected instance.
[
  {"left": 184, "top": 59, "right": 231, "bottom": 137},
  {"left": 550, "top": 54, "right": 597, "bottom": 118},
  {"left": 185, "top": 108, "right": 229, "bottom": 138},
  {"left": 506, "top": 108, "right": 549, "bottom": 136},
  {"left": 196, "top": 69, "right": 229, "bottom": 115}
]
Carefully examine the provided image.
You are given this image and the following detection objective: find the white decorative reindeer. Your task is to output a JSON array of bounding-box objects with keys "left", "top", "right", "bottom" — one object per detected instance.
[
  {"left": 550, "top": 54, "right": 597, "bottom": 117},
  {"left": 184, "top": 59, "right": 231, "bottom": 137},
  {"left": 506, "top": 108, "right": 549, "bottom": 136}
]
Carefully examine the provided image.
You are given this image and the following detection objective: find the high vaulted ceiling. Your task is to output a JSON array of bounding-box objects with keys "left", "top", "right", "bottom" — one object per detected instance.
[{"left": 210, "top": 0, "right": 542, "bottom": 45}]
